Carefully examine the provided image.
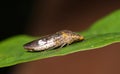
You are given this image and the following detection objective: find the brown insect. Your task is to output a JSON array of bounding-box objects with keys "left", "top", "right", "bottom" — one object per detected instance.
[{"left": 23, "top": 30, "right": 84, "bottom": 51}]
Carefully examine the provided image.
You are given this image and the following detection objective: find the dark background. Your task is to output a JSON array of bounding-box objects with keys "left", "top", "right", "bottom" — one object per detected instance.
[{"left": 0, "top": 0, "right": 120, "bottom": 74}]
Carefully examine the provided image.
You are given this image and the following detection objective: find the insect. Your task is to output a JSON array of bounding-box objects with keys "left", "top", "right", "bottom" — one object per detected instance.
[{"left": 23, "top": 30, "right": 84, "bottom": 51}]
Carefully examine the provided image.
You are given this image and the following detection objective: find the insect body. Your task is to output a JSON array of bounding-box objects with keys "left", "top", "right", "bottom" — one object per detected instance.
[{"left": 24, "top": 30, "right": 84, "bottom": 51}]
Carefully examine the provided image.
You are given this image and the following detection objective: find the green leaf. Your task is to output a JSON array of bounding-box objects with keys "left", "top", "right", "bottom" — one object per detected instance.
[
  {"left": 0, "top": 10, "right": 120, "bottom": 68},
  {"left": 83, "top": 10, "right": 120, "bottom": 36}
]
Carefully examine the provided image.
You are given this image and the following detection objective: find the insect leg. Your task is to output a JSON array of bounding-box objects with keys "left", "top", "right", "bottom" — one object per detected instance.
[{"left": 60, "top": 43, "right": 67, "bottom": 48}]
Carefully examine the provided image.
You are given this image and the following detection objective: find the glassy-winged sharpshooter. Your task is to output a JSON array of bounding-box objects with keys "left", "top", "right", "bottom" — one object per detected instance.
[{"left": 24, "top": 30, "right": 84, "bottom": 51}]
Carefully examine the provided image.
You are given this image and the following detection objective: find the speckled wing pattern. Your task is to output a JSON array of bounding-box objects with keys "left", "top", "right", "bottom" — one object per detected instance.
[{"left": 24, "top": 30, "right": 84, "bottom": 51}]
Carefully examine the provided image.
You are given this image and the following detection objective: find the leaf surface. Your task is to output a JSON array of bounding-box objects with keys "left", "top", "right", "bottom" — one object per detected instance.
[{"left": 0, "top": 10, "right": 120, "bottom": 67}]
